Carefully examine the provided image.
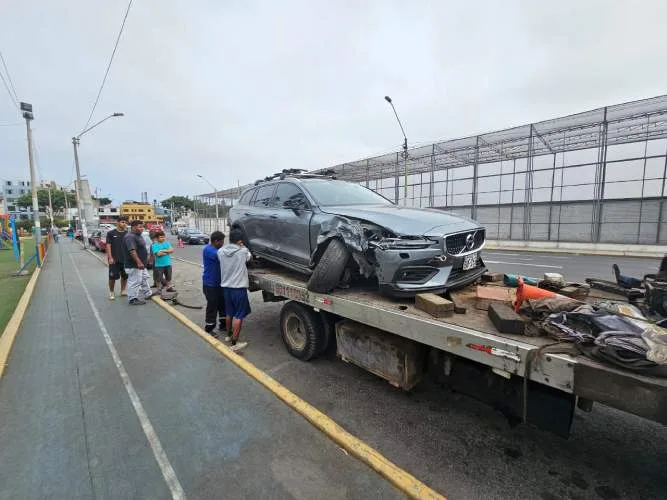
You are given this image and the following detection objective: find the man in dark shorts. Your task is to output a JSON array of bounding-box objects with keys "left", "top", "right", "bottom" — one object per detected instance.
[
  {"left": 105, "top": 216, "right": 129, "bottom": 300},
  {"left": 219, "top": 228, "right": 252, "bottom": 352},
  {"left": 123, "top": 220, "right": 152, "bottom": 305}
]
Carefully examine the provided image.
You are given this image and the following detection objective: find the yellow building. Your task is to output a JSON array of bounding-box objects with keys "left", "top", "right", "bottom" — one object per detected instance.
[{"left": 120, "top": 202, "right": 164, "bottom": 223}]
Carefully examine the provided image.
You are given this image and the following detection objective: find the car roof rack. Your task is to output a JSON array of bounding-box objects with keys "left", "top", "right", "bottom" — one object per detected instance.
[{"left": 253, "top": 168, "right": 337, "bottom": 185}]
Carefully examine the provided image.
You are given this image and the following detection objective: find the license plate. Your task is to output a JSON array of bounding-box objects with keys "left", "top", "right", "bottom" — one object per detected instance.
[{"left": 462, "top": 253, "right": 478, "bottom": 271}]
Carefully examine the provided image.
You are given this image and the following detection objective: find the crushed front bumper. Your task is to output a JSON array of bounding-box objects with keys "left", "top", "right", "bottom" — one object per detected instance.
[{"left": 374, "top": 246, "right": 487, "bottom": 297}]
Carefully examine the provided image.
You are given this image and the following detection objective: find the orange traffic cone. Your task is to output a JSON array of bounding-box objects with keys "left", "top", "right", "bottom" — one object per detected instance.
[{"left": 514, "top": 277, "right": 557, "bottom": 312}]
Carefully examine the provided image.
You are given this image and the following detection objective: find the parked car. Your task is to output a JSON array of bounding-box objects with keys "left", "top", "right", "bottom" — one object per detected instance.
[
  {"left": 88, "top": 230, "right": 107, "bottom": 252},
  {"left": 228, "top": 172, "right": 487, "bottom": 296},
  {"left": 178, "top": 228, "right": 209, "bottom": 245}
]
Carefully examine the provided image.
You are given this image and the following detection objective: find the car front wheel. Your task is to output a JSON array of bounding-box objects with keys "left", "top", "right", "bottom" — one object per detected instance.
[{"left": 307, "top": 238, "right": 350, "bottom": 293}]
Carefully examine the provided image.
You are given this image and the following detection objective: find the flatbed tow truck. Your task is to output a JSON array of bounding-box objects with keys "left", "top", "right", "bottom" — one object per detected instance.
[{"left": 248, "top": 267, "right": 667, "bottom": 437}]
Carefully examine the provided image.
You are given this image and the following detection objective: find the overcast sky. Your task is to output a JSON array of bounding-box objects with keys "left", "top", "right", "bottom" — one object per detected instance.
[{"left": 1, "top": 0, "right": 667, "bottom": 204}]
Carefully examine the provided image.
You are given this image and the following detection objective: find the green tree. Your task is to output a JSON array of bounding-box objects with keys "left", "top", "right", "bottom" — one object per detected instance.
[
  {"left": 15, "top": 189, "right": 76, "bottom": 213},
  {"left": 97, "top": 197, "right": 112, "bottom": 206},
  {"left": 161, "top": 196, "right": 194, "bottom": 212}
]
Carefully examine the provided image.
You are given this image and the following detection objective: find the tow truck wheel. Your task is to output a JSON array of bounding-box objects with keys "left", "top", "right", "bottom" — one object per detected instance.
[{"left": 280, "top": 301, "right": 324, "bottom": 361}]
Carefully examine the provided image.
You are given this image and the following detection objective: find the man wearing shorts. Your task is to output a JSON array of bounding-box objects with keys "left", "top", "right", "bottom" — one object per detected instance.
[
  {"left": 106, "top": 216, "right": 129, "bottom": 300},
  {"left": 219, "top": 228, "right": 252, "bottom": 352}
]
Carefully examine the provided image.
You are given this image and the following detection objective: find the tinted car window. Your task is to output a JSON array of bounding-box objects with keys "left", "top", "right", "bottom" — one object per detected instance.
[
  {"left": 301, "top": 180, "right": 392, "bottom": 206},
  {"left": 253, "top": 185, "right": 276, "bottom": 207},
  {"left": 239, "top": 189, "right": 255, "bottom": 205},
  {"left": 271, "top": 183, "right": 309, "bottom": 209}
]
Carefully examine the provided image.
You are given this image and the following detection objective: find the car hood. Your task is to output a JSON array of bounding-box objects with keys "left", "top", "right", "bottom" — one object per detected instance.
[{"left": 320, "top": 205, "right": 481, "bottom": 236}]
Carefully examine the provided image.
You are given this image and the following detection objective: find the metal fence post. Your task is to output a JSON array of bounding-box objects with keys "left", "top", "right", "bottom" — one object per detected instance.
[
  {"left": 523, "top": 125, "right": 534, "bottom": 241},
  {"left": 471, "top": 136, "right": 480, "bottom": 220},
  {"left": 656, "top": 143, "right": 667, "bottom": 244},
  {"left": 429, "top": 144, "right": 435, "bottom": 208},
  {"left": 394, "top": 152, "right": 400, "bottom": 204}
]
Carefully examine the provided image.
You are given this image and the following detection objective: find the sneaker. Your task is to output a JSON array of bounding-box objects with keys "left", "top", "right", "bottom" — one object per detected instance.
[
  {"left": 109, "top": 292, "right": 115, "bottom": 300},
  {"left": 120, "top": 290, "right": 128, "bottom": 297},
  {"left": 230, "top": 341, "right": 247, "bottom": 352},
  {"left": 129, "top": 298, "right": 146, "bottom": 306}
]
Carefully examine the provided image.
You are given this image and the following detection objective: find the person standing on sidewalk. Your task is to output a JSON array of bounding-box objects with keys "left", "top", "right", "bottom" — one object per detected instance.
[
  {"left": 123, "top": 220, "right": 152, "bottom": 305},
  {"left": 219, "top": 229, "right": 252, "bottom": 351},
  {"left": 202, "top": 231, "right": 225, "bottom": 336},
  {"left": 106, "top": 216, "right": 129, "bottom": 300},
  {"left": 51, "top": 226, "right": 59, "bottom": 243},
  {"left": 151, "top": 231, "right": 174, "bottom": 292}
]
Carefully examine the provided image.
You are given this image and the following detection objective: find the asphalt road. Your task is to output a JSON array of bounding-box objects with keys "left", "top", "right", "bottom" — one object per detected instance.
[
  {"left": 168, "top": 240, "right": 667, "bottom": 500},
  {"left": 0, "top": 242, "right": 402, "bottom": 499}
]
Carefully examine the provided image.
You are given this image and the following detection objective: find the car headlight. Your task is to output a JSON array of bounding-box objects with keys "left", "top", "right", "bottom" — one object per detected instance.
[{"left": 369, "top": 237, "right": 435, "bottom": 250}]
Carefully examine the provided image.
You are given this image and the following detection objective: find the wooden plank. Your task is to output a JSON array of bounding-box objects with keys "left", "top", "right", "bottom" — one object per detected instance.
[
  {"left": 415, "top": 293, "right": 454, "bottom": 318},
  {"left": 476, "top": 285, "right": 513, "bottom": 302},
  {"left": 482, "top": 272, "right": 504, "bottom": 282},
  {"left": 488, "top": 303, "right": 525, "bottom": 335}
]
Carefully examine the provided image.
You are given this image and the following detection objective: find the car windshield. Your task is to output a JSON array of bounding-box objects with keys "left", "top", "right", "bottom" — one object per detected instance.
[{"left": 301, "top": 180, "right": 392, "bottom": 206}]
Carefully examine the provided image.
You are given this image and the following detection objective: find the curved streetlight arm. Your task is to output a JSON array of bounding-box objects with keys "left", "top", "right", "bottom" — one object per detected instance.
[
  {"left": 77, "top": 112, "right": 124, "bottom": 139},
  {"left": 196, "top": 174, "right": 218, "bottom": 193},
  {"left": 385, "top": 96, "right": 407, "bottom": 144},
  {"left": 196, "top": 174, "right": 221, "bottom": 231}
]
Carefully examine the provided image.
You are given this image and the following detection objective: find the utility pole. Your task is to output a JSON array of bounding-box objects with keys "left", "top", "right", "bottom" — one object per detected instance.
[
  {"left": 63, "top": 187, "right": 70, "bottom": 227},
  {"left": 21, "top": 102, "right": 41, "bottom": 247},
  {"left": 47, "top": 187, "right": 54, "bottom": 228},
  {"left": 72, "top": 136, "right": 88, "bottom": 247}
]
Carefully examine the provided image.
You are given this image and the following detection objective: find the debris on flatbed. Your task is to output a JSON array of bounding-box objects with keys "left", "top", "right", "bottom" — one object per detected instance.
[
  {"left": 415, "top": 293, "right": 454, "bottom": 318},
  {"left": 476, "top": 285, "right": 514, "bottom": 303},
  {"left": 488, "top": 303, "right": 525, "bottom": 335},
  {"left": 482, "top": 272, "right": 503, "bottom": 283},
  {"left": 503, "top": 274, "right": 539, "bottom": 287},
  {"left": 447, "top": 291, "right": 467, "bottom": 314}
]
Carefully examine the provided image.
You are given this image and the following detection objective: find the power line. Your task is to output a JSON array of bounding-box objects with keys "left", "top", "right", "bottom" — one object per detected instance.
[
  {"left": 0, "top": 66, "right": 18, "bottom": 110},
  {"left": 0, "top": 51, "right": 19, "bottom": 103},
  {"left": 80, "top": 0, "right": 133, "bottom": 133}
]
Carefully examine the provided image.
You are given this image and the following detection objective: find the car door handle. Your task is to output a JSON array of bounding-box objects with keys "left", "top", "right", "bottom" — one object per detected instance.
[
  {"left": 244, "top": 212, "right": 255, "bottom": 216},
  {"left": 270, "top": 214, "right": 278, "bottom": 219}
]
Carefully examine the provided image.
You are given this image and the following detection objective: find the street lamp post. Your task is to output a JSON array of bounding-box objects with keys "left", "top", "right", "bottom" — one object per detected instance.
[
  {"left": 72, "top": 112, "right": 123, "bottom": 248},
  {"left": 196, "top": 174, "right": 220, "bottom": 230},
  {"left": 384, "top": 96, "right": 409, "bottom": 205}
]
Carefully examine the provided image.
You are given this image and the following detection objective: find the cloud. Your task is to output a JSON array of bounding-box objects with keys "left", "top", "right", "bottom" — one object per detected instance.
[{"left": 1, "top": 0, "right": 666, "bottom": 202}]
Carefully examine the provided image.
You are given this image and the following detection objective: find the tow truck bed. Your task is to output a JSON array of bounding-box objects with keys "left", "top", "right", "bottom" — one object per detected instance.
[{"left": 249, "top": 268, "right": 667, "bottom": 427}]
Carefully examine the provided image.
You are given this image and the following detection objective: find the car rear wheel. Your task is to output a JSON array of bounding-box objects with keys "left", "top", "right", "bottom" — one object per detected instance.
[
  {"left": 280, "top": 301, "right": 324, "bottom": 361},
  {"left": 307, "top": 239, "right": 350, "bottom": 293}
]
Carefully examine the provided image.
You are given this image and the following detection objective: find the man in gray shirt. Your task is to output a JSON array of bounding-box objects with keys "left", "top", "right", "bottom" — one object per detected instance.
[
  {"left": 219, "top": 228, "right": 252, "bottom": 351},
  {"left": 123, "top": 220, "right": 151, "bottom": 305}
]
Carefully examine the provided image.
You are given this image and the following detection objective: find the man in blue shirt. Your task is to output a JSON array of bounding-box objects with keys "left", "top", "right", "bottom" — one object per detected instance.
[
  {"left": 151, "top": 231, "right": 174, "bottom": 291},
  {"left": 202, "top": 231, "right": 226, "bottom": 335}
]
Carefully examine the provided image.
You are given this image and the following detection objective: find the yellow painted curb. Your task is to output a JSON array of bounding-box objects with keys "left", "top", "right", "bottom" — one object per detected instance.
[
  {"left": 0, "top": 260, "right": 44, "bottom": 379},
  {"left": 152, "top": 296, "right": 445, "bottom": 500},
  {"left": 85, "top": 248, "right": 445, "bottom": 499}
]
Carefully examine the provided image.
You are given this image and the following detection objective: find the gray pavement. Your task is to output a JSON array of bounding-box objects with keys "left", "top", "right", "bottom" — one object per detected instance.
[
  {"left": 0, "top": 242, "right": 403, "bottom": 500},
  {"left": 170, "top": 240, "right": 667, "bottom": 500}
]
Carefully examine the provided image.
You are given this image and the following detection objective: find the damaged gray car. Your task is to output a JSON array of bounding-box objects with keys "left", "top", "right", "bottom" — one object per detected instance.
[{"left": 228, "top": 172, "right": 487, "bottom": 297}]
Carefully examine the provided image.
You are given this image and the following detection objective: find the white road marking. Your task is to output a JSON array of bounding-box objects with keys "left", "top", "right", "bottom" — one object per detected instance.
[
  {"left": 69, "top": 254, "right": 186, "bottom": 500},
  {"left": 484, "top": 260, "right": 563, "bottom": 269}
]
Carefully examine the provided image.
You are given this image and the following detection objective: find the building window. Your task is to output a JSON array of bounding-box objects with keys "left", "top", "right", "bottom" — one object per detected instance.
[
  {"left": 111, "top": 208, "right": 117, "bottom": 213},
  {"left": 7, "top": 190, "right": 12, "bottom": 195},
  {"left": 6, "top": 181, "right": 11, "bottom": 186}
]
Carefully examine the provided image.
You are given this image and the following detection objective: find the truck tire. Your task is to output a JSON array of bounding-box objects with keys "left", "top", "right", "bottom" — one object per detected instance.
[
  {"left": 307, "top": 239, "right": 350, "bottom": 293},
  {"left": 280, "top": 301, "right": 325, "bottom": 361}
]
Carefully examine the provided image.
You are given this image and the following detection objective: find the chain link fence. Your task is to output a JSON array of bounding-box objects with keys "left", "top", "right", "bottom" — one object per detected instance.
[{"left": 206, "top": 95, "right": 667, "bottom": 245}]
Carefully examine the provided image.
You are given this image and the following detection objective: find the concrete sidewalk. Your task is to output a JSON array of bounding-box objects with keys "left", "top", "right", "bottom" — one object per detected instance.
[{"left": 0, "top": 242, "right": 402, "bottom": 499}]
